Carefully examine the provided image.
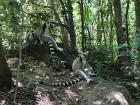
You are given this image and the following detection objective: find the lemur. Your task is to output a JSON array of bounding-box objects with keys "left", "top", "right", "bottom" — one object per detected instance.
[
  {"left": 47, "top": 35, "right": 72, "bottom": 73},
  {"left": 27, "top": 21, "right": 63, "bottom": 52},
  {"left": 27, "top": 21, "right": 71, "bottom": 71},
  {"left": 40, "top": 51, "right": 97, "bottom": 87}
]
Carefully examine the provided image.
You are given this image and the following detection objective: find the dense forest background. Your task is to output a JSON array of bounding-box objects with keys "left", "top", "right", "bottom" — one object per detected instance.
[{"left": 0, "top": 0, "right": 140, "bottom": 104}]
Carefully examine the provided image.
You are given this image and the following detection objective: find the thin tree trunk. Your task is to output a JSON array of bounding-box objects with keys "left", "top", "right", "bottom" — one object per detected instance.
[
  {"left": 66, "top": 0, "right": 77, "bottom": 52},
  {"left": 113, "top": 0, "right": 130, "bottom": 68},
  {"left": 97, "top": 10, "right": 102, "bottom": 46},
  {"left": 58, "top": 0, "right": 71, "bottom": 49},
  {"left": 100, "top": 0, "right": 106, "bottom": 48},
  {"left": 80, "top": 0, "right": 85, "bottom": 51},
  {"left": 50, "top": 0, "right": 69, "bottom": 48},
  {"left": 59, "top": 0, "right": 68, "bottom": 23},
  {"left": 101, "top": 8, "right": 106, "bottom": 48},
  {"left": 96, "top": 0, "right": 102, "bottom": 47},
  {"left": 108, "top": 0, "right": 114, "bottom": 58},
  {"left": 134, "top": 0, "right": 140, "bottom": 32},
  {"left": 86, "top": 27, "right": 92, "bottom": 47},
  {"left": 134, "top": 0, "right": 140, "bottom": 65},
  {"left": 125, "top": 0, "right": 130, "bottom": 47}
]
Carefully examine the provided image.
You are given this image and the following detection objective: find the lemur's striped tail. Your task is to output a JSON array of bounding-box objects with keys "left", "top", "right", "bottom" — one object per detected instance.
[
  {"left": 48, "top": 40, "right": 56, "bottom": 64},
  {"left": 48, "top": 40, "right": 71, "bottom": 70},
  {"left": 42, "top": 77, "right": 83, "bottom": 87}
]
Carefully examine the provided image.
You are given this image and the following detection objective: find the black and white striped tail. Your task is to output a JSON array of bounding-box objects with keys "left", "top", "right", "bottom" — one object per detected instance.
[
  {"left": 48, "top": 40, "right": 71, "bottom": 70},
  {"left": 46, "top": 77, "right": 83, "bottom": 87},
  {"left": 48, "top": 41, "right": 56, "bottom": 63}
]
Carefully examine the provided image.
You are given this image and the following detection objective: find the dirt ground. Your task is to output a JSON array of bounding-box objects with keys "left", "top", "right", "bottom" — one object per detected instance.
[
  {"left": 0, "top": 57, "right": 136, "bottom": 105},
  {"left": 0, "top": 57, "right": 95, "bottom": 105}
]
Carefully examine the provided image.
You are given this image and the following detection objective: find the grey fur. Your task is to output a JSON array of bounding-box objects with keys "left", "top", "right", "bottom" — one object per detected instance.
[
  {"left": 40, "top": 51, "right": 97, "bottom": 87},
  {"left": 30, "top": 22, "right": 63, "bottom": 52}
]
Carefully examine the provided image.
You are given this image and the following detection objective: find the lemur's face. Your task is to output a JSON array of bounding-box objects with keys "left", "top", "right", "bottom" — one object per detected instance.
[
  {"left": 80, "top": 51, "right": 88, "bottom": 59},
  {"left": 46, "top": 22, "right": 53, "bottom": 28}
]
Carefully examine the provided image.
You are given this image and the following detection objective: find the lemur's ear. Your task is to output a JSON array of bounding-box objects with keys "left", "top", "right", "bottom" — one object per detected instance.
[
  {"left": 80, "top": 51, "right": 89, "bottom": 59},
  {"left": 80, "top": 51, "right": 87, "bottom": 59}
]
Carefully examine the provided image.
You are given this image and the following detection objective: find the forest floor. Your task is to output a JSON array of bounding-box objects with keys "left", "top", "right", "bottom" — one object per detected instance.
[
  {"left": 0, "top": 57, "right": 140, "bottom": 105},
  {"left": 0, "top": 57, "right": 96, "bottom": 105}
]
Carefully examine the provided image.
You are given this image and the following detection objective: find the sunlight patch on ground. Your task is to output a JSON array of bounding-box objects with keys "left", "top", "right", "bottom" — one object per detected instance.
[
  {"left": 0, "top": 100, "right": 6, "bottom": 105},
  {"left": 36, "top": 91, "right": 56, "bottom": 105},
  {"left": 107, "top": 91, "right": 129, "bottom": 105}
]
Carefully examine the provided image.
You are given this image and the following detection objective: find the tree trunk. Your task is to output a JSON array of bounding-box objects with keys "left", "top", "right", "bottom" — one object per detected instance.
[
  {"left": 79, "top": 0, "right": 85, "bottom": 51},
  {"left": 51, "top": 0, "right": 69, "bottom": 48},
  {"left": 134, "top": 0, "right": 140, "bottom": 65},
  {"left": 100, "top": 1, "right": 106, "bottom": 48},
  {"left": 0, "top": 38, "right": 13, "bottom": 90},
  {"left": 125, "top": 0, "right": 130, "bottom": 47},
  {"left": 86, "top": 27, "right": 92, "bottom": 47},
  {"left": 58, "top": 0, "right": 71, "bottom": 49},
  {"left": 66, "top": 0, "right": 77, "bottom": 52},
  {"left": 96, "top": 9, "right": 102, "bottom": 47},
  {"left": 113, "top": 0, "right": 130, "bottom": 69},
  {"left": 108, "top": 0, "right": 114, "bottom": 58}
]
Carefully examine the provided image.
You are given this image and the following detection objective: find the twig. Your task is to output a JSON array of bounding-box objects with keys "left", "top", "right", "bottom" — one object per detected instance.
[{"left": 13, "top": 10, "right": 24, "bottom": 104}]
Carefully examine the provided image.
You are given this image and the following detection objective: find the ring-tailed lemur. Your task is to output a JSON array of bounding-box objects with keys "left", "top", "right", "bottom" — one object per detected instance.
[
  {"left": 47, "top": 38, "right": 72, "bottom": 72},
  {"left": 40, "top": 51, "right": 97, "bottom": 87},
  {"left": 27, "top": 21, "right": 63, "bottom": 52},
  {"left": 27, "top": 21, "right": 71, "bottom": 71}
]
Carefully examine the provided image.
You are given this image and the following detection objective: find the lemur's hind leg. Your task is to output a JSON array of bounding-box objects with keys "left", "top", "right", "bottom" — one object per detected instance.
[{"left": 74, "top": 69, "right": 93, "bottom": 84}]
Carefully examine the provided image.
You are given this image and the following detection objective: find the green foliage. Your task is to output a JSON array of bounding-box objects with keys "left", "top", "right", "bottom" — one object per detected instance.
[
  {"left": 0, "top": 0, "right": 139, "bottom": 99},
  {"left": 94, "top": 61, "right": 106, "bottom": 75},
  {"left": 44, "top": 54, "right": 62, "bottom": 67},
  {"left": 19, "top": 67, "right": 37, "bottom": 90}
]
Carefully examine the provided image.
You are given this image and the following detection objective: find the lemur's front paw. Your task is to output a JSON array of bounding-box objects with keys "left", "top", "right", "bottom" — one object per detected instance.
[{"left": 86, "top": 78, "right": 94, "bottom": 84}]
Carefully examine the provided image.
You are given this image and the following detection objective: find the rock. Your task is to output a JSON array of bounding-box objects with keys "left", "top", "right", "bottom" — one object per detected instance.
[{"left": 79, "top": 77, "right": 132, "bottom": 105}]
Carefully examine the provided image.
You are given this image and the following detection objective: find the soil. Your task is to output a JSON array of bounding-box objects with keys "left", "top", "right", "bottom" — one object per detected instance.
[{"left": 0, "top": 57, "right": 133, "bottom": 105}]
